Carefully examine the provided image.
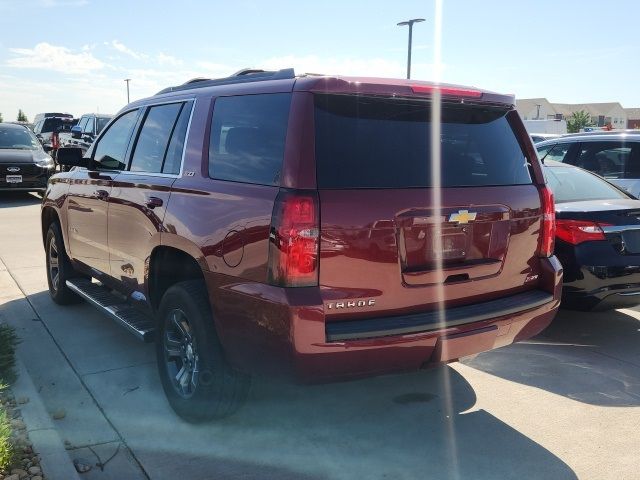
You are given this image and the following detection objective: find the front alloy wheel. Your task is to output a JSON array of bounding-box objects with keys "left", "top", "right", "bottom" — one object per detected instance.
[
  {"left": 45, "top": 222, "right": 81, "bottom": 305},
  {"left": 48, "top": 238, "right": 61, "bottom": 292}
]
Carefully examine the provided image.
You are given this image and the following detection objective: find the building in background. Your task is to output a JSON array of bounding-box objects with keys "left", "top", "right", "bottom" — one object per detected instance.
[
  {"left": 516, "top": 99, "right": 629, "bottom": 130},
  {"left": 516, "top": 98, "right": 559, "bottom": 121},
  {"left": 625, "top": 108, "right": 640, "bottom": 129}
]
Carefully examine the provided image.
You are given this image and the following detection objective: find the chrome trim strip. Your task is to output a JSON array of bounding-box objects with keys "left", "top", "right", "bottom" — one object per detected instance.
[
  {"left": 618, "top": 291, "right": 640, "bottom": 297},
  {"left": 602, "top": 225, "right": 640, "bottom": 234}
]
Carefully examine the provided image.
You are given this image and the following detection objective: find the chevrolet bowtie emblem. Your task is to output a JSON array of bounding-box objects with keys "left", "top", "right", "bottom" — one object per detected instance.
[{"left": 448, "top": 210, "right": 477, "bottom": 224}]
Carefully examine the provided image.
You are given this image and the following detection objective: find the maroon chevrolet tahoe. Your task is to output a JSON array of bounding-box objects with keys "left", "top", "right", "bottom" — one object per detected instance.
[{"left": 42, "top": 68, "right": 562, "bottom": 422}]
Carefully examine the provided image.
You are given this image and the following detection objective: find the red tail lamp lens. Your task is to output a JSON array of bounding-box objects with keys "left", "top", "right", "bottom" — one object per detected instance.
[
  {"left": 556, "top": 220, "right": 611, "bottom": 245},
  {"left": 537, "top": 185, "right": 556, "bottom": 257},
  {"left": 268, "top": 191, "right": 319, "bottom": 287}
]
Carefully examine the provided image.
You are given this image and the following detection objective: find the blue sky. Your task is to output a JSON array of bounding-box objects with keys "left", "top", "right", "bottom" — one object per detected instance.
[{"left": 0, "top": 0, "right": 639, "bottom": 121}]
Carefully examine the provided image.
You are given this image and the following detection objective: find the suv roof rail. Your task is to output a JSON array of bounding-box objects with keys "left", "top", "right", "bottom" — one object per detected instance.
[{"left": 155, "top": 68, "right": 296, "bottom": 95}]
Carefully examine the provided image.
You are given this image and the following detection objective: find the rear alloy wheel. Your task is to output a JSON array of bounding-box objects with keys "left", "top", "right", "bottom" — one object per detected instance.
[
  {"left": 156, "top": 280, "right": 250, "bottom": 422},
  {"left": 163, "top": 309, "right": 200, "bottom": 398},
  {"left": 45, "top": 222, "right": 81, "bottom": 305}
]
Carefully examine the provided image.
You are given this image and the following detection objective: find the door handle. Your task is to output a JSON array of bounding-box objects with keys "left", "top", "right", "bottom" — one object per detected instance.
[
  {"left": 95, "top": 189, "right": 109, "bottom": 200},
  {"left": 146, "top": 197, "right": 163, "bottom": 209}
]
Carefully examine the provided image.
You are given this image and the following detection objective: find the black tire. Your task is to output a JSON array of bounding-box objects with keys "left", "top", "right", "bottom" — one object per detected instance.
[
  {"left": 45, "top": 222, "right": 81, "bottom": 305},
  {"left": 156, "top": 280, "right": 250, "bottom": 422}
]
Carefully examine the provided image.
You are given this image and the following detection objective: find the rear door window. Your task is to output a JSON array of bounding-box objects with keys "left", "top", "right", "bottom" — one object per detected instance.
[
  {"left": 129, "top": 103, "right": 183, "bottom": 173},
  {"left": 162, "top": 102, "right": 193, "bottom": 175},
  {"left": 208, "top": 93, "right": 291, "bottom": 186},
  {"left": 314, "top": 94, "right": 532, "bottom": 189},
  {"left": 575, "top": 141, "right": 633, "bottom": 179}
]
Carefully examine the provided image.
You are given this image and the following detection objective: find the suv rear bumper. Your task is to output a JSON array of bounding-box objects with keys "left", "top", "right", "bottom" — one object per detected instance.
[{"left": 206, "top": 256, "right": 562, "bottom": 382}]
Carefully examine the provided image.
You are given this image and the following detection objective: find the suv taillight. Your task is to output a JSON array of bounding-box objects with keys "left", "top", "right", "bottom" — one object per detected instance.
[
  {"left": 537, "top": 185, "right": 556, "bottom": 257},
  {"left": 268, "top": 190, "right": 320, "bottom": 287},
  {"left": 556, "top": 220, "right": 612, "bottom": 245}
]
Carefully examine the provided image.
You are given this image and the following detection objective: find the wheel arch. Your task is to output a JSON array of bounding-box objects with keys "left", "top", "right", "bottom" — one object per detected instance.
[
  {"left": 41, "top": 206, "right": 61, "bottom": 247},
  {"left": 147, "top": 245, "right": 208, "bottom": 312}
]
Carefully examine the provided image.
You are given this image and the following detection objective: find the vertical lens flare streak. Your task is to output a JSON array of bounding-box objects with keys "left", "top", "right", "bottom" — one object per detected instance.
[{"left": 430, "top": 0, "right": 461, "bottom": 477}]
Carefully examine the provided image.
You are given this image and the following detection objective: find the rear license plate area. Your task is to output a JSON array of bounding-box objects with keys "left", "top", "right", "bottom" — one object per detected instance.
[{"left": 6, "top": 175, "right": 22, "bottom": 184}]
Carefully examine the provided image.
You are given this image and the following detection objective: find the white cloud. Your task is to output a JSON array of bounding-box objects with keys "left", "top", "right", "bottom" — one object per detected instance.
[
  {"left": 156, "top": 52, "right": 182, "bottom": 66},
  {"left": 6, "top": 42, "right": 106, "bottom": 74},
  {"left": 110, "top": 40, "right": 148, "bottom": 60},
  {"left": 37, "top": 0, "right": 88, "bottom": 6}
]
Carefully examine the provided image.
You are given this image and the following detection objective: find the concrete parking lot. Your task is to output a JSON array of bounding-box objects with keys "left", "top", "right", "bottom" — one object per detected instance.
[{"left": 0, "top": 191, "right": 639, "bottom": 480}]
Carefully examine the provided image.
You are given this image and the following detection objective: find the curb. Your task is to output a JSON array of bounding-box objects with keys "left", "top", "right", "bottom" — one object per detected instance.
[{"left": 12, "top": 358, "right": 82, "bottom": 480}]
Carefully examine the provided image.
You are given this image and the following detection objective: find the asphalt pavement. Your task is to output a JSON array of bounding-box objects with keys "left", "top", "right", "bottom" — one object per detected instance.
[{"left": 0, "top": 191, "right": 639, "bottom": 480}]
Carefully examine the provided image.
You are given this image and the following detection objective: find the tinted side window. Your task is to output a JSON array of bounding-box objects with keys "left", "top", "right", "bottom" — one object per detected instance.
[
  {"left": 208, "top": 93, "right": 291, "bottom": 186},
  {"left": 163, "top": 102, "right": 193, "bottom": 175},
  {"left": 130, "top": 103, "right": 182, "bottom": 173},
  {"left": 576, "top": 141, "right": 632, "bottom": 179},
  {"left": 93, "top": 110, "right": 139, "bottom": 170}
]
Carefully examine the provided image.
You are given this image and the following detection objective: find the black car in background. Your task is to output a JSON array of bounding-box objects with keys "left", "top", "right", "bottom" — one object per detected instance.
[
  {"left": 0, "top": 123, "right": 55, "bottom": 192},
  {"left": 536, "top": 131, "right": 640, "bottom": 198},
  {"left": 545, "top": 160, "right": 640, "bottom": 310}
]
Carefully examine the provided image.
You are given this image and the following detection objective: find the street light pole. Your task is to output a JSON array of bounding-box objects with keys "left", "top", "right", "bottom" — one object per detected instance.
[
  {"left": 397, "top": 18, "right": 425, "bottom": 79},
  {"left": 124, "top": 78, "right": 131, "bottom": 104}
]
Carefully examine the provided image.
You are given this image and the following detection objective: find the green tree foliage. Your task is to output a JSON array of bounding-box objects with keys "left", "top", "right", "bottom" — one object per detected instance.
[
  {"left": 566, "top": 110, "right": 594, "bottom": 133},
  {"left": 16, "top": 110, "right": 27, "bottom": 122},
  {"left": 0, "top": 112, "right": 3, "bottom": 123}
]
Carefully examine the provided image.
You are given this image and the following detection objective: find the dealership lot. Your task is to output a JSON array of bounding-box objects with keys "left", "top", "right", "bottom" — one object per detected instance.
[{"left": 1, "top": 192, "right": 639, "bottom": 480}]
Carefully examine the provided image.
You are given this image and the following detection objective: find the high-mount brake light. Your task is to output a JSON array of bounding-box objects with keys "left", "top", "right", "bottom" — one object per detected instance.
[
  {"left": 411, "top": 85, "right": 483, "bottom": 98},
  {"left": 537, "top": 185, "right": 556, "bottom": 257},
  {"left": 556, "top": 220, "right": 612, "bottom": 245},
  {"left": 268, "top": 191, "right": 320, "bottom": 287}
]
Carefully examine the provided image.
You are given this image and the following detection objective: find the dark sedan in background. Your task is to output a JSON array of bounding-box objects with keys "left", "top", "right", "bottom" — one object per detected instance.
[
  {"left": 0, "top": 123, "right": 55, "bottom": 193},
  {"left": 545, "top": 160, "right": 640, "bottom": 310}
]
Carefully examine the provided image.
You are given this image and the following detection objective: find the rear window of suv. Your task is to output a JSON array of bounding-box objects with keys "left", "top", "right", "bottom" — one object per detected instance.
[{"left": 314, "top": 94, "right": 532, "bottom": 189}]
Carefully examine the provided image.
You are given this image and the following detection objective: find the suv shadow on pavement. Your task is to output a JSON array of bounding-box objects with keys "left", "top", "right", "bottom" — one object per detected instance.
[
  {"left": 0, "top": 191, "right": 42, "bottom": 208},
  {"left": 4, "top": 292, "right": 578, "bottom": 480},
  {"left": 465, "top": 308, "right": 640, "bottom": 406}
]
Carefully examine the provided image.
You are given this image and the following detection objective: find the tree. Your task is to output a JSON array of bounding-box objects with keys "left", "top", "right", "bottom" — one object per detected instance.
[
  {"left": 566, "top": 110, "right": 593, "bottom": 133},
  {"left": 16, "top": 110, "right": 27, "bottom": 122},
  {"left": 0, "top": 112, "right": 3, "bottom": 123}
]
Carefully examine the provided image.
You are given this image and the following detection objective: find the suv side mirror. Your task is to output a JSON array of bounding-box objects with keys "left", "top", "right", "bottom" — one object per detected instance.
[
  {"left": 56, "top": 147, "right": 89, "bottom": 168},
  {"left": 71, "top": 125, "right": 82, "bottom": 139}
]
